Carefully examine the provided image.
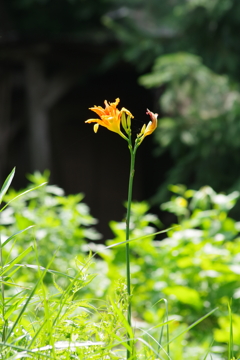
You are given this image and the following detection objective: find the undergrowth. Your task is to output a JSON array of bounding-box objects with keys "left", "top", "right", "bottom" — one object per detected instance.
[{"left": 0, "top": 169, "right": 239, "bottom": 359}]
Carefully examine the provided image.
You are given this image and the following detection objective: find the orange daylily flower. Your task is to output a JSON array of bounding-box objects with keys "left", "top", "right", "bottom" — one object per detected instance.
[
  {"left": 137, "top": 109, "right": 158, "bottom": 143},
  {"left": 85, "top": 98, "right": 134, "bottom": 139}
]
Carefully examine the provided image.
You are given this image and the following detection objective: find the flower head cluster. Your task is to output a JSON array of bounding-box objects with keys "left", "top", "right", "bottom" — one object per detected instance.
[{"left": 85, "top": 98, "right": 158, "bottom": 145}]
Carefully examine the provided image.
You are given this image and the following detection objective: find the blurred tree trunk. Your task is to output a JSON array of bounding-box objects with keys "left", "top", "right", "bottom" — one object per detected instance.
[
  {"left": 25, "top": 56, "right": 79, "bottom": 172},
  {"left": 25, "top": 58, "right": 51, "bottom": 172},
  {"left": 0, "top": 67, "right": 12, "bottom": 185}
]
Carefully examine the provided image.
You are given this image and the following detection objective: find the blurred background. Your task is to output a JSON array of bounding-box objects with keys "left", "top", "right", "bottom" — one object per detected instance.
[{"left": 1, "top": 0, "right": 240, "bottom": 237}]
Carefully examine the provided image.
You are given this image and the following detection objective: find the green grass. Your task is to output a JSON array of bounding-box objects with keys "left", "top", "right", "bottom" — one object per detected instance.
[
  {"left": 1, "top": 170, "right": 240, "bottom": 359},
  {"left": 0, "top": 249, "right": 218, "bottom": 360}
]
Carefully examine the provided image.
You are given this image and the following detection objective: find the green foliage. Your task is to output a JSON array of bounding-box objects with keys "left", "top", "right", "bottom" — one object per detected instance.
[
  {"left": 101, "top": 0, "right": 240, "bottom": 75},
  {"left": 0, "top": 171, "right": 101, "bottom": 277},
  {"left": 93, "top": 185, "right": 240, "bottom": 358},
  {"left": 139, "top": 52, "right": 240, "bottom": 201},
  {"left": 171, "top": 0, "right": 240, "bottom": 78},
  {"left": 0, "top": 256, "right": 132, "bottom": 359},
  {"left": 0, "top": 170, "right": 161, "bottom": 359},
  {"left": 0, "top": 170, "right": 208, "bottom": 360},
  {"left": 1, "top": 170, "right": 240, "bottom": 359}
]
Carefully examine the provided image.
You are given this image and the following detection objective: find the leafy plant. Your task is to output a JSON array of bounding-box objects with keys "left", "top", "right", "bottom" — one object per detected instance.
[
  {"left": 139, "top": 52, "right": 240, "bottom": 202},
  {"left": 2, "top": 171, "right": 235, "bottom": 357},
  {"left": 0, "top": 170, "right": 101, "bottom": 280},
  {"left": 93, "top": 185, "right": 240, "bottom": 359},
  {"left": 0, "top": 169, "right": 219, "bottom": 360}
]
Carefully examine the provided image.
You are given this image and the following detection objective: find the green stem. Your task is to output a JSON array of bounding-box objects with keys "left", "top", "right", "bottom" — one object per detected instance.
[
  {"left": 125, "top": 141, "right": 137, "bottom": 358},
  {"left": 0, "top": 219, "right": 6, "bottom": 343}
]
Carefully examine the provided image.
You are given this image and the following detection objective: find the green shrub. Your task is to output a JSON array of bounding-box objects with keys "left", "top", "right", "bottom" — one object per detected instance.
[
  {"left": 95, "top": 185, "right": 240, "bottom": 358},
  {"left": 1, "top": 171, "right": 101, "bottom": 279},
  {"left": 1, "top": 170, "right": 240, "bottom": 358},
  {"left": 139, "top": 52, "right": 240, "bottom": 203}
]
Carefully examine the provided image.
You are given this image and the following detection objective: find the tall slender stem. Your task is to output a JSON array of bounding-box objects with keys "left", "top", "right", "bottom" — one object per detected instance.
[
  {"left": 125, "top": 141, "right": 137, "bottom": 358},
  {"left": 0, "top": 217, "right": 6, "bottom": 343}
]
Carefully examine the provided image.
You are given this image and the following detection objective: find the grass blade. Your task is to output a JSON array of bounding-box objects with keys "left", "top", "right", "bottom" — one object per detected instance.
[
  {"left": 137, "top": 337, "right": 168, "bottom": 359},
  {"left": 0, "top": 182, "right": 47, "bottom": 212},
  {"left": 105, "top": 227, "right": 178, "bottom": 250},
  {"left": 0, "top": 247, "right": 32, "bottom": 276},
  {"left": 110, "top": 298, "right": 134, "bottom": 340},
  {"left": 0, "top": 168, "right": 15, "bottom": 205},
  {"left": 0, "top": 341, "right": 53, "bottom": 359},
  {"left": 164, "top": 308, "right": 218, "bottom": 347},
  {"left": 137, "top": 326, "right": 171, "bottom": 360},
  {"left": 228, "top": 301, "right": 233, "bottom": 360},
  {"left": 13, "top": 264, "right": 74, "bottom": 279},
  {"left": 1, "top": 226, "right": 35, "bottom": 248},
  {"left": 202, "top": 338, "right": 214, "bottom": 360},
  {"left": 5, "top": 258, "right": 54, "bottom": 342},
  {"left": 152, "top": 298, "right": 170, "bottom": 356}
]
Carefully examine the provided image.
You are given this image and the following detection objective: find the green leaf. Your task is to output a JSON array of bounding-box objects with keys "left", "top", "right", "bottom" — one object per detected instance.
[
  {"left": 228, "top": 301, "right": 233, "bottom": 360},
  {"left": 164, "top": 308, "right": 218, "bottom": 347},
  {"left": 0, "top": 168, "right": 15, "bottom": 205},
  {"left": 1, "top": 226, "right": 35, "bottom": 248},
  {"left": 0, "top": 247, "right": 32, "bottom": 276},
  {"left": 105, "top": 227, "right": 178, "bottom": 250},
  {"left": 0, "top": 182, "right": 47, "bottom": 212},
  {"left": 4, "top": 295, "right": 28, "bottom": 320},
  {"left": 14, "top": 264, "right": 74, "bottom": 279},
  {"left": 163, "top": 286, "right": 202, "bottom": 310},
  {"left": 0, "top": 342, "right": 52, "bottom": 359},
  {"left": 5, "top": 254, "right": 56, "bottom": 342}
]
